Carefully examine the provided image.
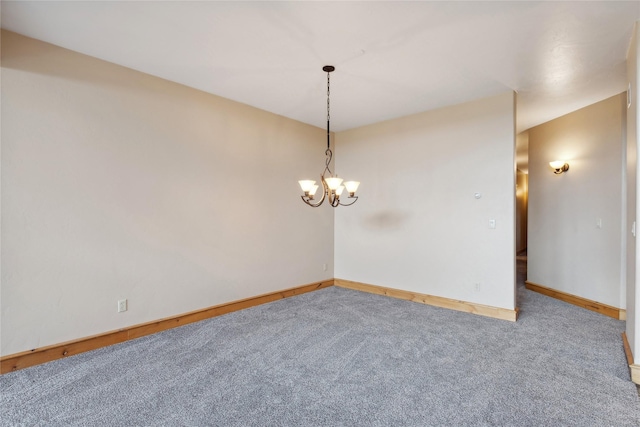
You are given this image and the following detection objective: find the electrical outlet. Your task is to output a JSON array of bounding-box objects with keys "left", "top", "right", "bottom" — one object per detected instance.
[
  {"left": 323, "top": 263, "right": 328, "bottom": 271},
  {"left": 117, "top": 299, "right": 127, "bottom": 313},
  {"left": 475, "top": 283, "right": 481, "bottom": 292}
]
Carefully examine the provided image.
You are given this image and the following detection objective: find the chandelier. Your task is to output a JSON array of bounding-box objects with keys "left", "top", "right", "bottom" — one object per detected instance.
[{"left": 298, "top": 65, "right": 360, "bottom": 207}]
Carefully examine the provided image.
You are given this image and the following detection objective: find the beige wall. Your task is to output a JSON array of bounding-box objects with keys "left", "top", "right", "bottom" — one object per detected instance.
[
  {"left": 1, "top": 31, "right": 335, "bottom": 356},
  {"left": 528, "top": 94, "right": 626, "bottom": 308},
  {"left": 334, "top": 92, "right": 516, "bottom": 310}
]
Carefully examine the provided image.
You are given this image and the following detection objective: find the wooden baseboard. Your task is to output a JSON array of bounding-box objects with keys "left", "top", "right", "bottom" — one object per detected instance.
[
  {"left": 622, "top": 332, "right": 640, "bottom": 384},
  {"left": 0, "top": 280, "right": 333, "bottom": 374},
  {"left": 334, "top": 278, "right": 518, "bottom": 322},
  {"left": 630, "top": 365, "right": 640, "bottom": 385},
  {"left": 525, "top": 281, "right": 623, "bottom": 320},
  {"left": 622, "top": 332, "right": 634, "bottom": 365}
]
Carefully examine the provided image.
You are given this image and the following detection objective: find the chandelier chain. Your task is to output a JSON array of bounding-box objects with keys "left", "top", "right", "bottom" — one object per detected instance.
[
  {"left": 327, "top": 71, "right": 330, "bottom": 124},
  {"left": 325, "top": 68, "right": 332, "bottom": 175}
]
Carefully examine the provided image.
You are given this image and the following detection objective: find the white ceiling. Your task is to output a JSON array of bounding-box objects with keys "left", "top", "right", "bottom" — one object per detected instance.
[{"left": 2, "top": 1, "right": 639, "bottom": 138}]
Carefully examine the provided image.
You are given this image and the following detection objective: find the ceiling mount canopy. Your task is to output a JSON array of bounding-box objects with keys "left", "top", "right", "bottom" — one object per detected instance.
[{"left": 298, "top": 65, "right": 359, "bottom": 208}]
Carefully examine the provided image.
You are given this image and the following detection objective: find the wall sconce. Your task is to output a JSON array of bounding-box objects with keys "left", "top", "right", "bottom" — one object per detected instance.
[{"left": 549, "top": 160, "right": 569, "bottom": 175}]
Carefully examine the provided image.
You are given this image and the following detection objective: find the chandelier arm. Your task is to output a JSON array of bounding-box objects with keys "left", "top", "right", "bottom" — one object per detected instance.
[
  {"left": 300, "top": 177, "right": 328, "bottom": 207},
  {"left": 301, "top": 195, "right": 323, "bottom": 208},
  {"left": 338, "top": 196, "right": 358, "bottom": 207},
  {"left": 328, "top": 189, "right": 341, "bottom": 207},
  {"left": 323, "top": 147, "right": 334, "bottom": 177}
]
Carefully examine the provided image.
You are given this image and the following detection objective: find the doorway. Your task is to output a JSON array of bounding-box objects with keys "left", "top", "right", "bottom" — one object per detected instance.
[{"left": 516, "top": 132, "right": 529, "bottom": 304}]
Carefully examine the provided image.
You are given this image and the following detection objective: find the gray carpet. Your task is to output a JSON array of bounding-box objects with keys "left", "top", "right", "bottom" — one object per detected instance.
[{"left": 2, "top": 267, "right": 639, "bottom": 425}]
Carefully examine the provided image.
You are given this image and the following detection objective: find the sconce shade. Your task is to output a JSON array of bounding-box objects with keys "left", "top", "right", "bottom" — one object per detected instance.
[
  {"left": 298, "top": 180, "right": 316, "bottom": 192},
  {"left": 549, "top": 160, "right": 569, "bottom": 174},
  {"left": 344, "top": 181, "right": 360, "bottom": 194},
  {"left": 325, "top": 177, "right": 344, "bottom": 191}
]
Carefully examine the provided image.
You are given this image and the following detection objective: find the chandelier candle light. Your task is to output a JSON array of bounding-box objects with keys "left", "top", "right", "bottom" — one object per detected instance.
[{"left": 299, "top": 65, "right": 360, "bottom": 207}]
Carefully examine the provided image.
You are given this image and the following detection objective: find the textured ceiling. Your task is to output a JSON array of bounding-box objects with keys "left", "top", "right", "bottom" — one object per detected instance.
[{"left": 2, "top": 1, "right": 639, "bottom": 138}]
